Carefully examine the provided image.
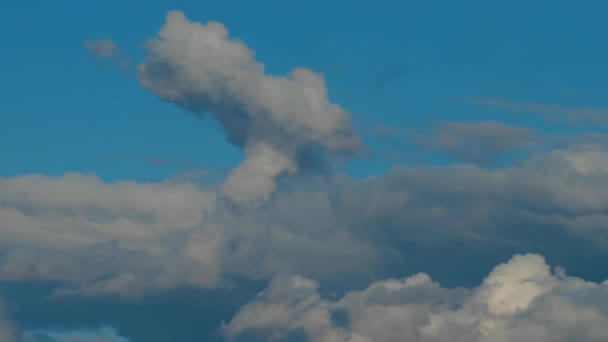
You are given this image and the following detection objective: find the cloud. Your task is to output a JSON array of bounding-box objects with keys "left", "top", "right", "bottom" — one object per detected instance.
[
  {"left": 0, "top": 173, "right": 223, "bottom": 297},
  {"left": 226, "top": 253, "right": 608, "bottom": 342},
  {"left": 83, "top": 39, "right": 130, "bottom": 70},
  {"left": 465, "top": 97, "right": 608, "bottom": 126},
  {"left": 2, "top": 144, "right": 608, "bottom": 296},
  {"left": 341, "top": 143, "right": 608, "bottom": 248},
  {"left": 137, "top": 10, "right": 362, "bottom": 206},
  {"left": 0, "top": 173, "right": 377, "bottom": 297},
  {"left": 23, "top": 325, "right": 130, "bottom": 342},
  {"left": 413, "top": 121, "right": 540, "bottom": 165},
  {"left": 1, "top": 143, "right": 608, "bottom": 297}
]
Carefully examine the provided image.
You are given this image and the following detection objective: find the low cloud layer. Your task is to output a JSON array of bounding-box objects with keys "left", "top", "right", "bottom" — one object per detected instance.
[
  {"left": 137, "top": 11, "right": 362, "bottom": 206},
  {"left": 1, "top": 144, "right": 608, "bottom": 297},
  {"left": 226, "top": 253, "right": 608, "bottom": 342},
  {"left": 0, "top": 173, "right": 375, "bottom": 297},
  {"left": 0, "top": 174, "right": 222, "bottom": 296}
]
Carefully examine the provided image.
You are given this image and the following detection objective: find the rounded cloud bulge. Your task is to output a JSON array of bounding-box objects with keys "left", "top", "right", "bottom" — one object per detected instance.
[
  {"left": 226, "top": 253, "right": 608, "bottom": 342},
  {"left": 137, "top": 10, "right": 363, "bottom": 206}
]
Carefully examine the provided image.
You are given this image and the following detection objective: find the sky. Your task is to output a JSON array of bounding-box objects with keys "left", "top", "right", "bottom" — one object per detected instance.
[{"left": 2, "top": 1, "right": 608, "bottom": 341}]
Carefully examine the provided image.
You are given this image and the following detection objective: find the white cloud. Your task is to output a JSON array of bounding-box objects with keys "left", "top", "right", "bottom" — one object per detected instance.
[
  {"left": 137, "top": 10, "right": 362, "bottom": 206},
  {"left": 226, "top": 253, "right": 608, "bottom": 342}
]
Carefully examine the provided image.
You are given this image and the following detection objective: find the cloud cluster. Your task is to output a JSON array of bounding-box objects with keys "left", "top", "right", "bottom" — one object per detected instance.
[
  {"left": 137, "top": 11, "right": 362, "bottom": 206},
  {"left": 226, "top": 253, "right": 608, "bottom": 342},
  {"left": 22, "top": 8, "right": 607, "bottom": 341},
  {"left": 1, "top": 144, "right": 608, "bottom": 297}
]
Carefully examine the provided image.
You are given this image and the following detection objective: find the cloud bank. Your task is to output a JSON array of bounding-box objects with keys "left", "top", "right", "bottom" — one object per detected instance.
[
  {"left": 1, "top": 144, "right": 608, "bottom": 297},
  {"left": 226, "top": 253, "right": 608, "bottom": 342},
  {"left": 137, "top": 10, "right": 362, "bottom": 206}
]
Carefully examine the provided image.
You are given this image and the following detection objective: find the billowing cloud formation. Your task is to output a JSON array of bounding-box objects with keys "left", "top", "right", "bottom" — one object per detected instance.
[
  {"left": 137, "top": 10, "right": 362, "bottom": 205},
  {"left": 83, "top": 39, "right": 130, "bottom": 70},
  {"left": 226, "top": 253, "right": 608, "bottom": 342},
  {"left": 1, "top": 145, "right": 608, "bottom": 296},
  {"left": 414, "top": 121, "right": 539, "bottom": 165}
]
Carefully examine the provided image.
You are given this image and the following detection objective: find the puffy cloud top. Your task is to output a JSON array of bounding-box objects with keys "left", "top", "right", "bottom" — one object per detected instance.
[
  {"left": 226, "top": 254, "right": 608, "bottom": 342},
  {"left": 137, "top": 10, "right": 362, "bottom": 205}
]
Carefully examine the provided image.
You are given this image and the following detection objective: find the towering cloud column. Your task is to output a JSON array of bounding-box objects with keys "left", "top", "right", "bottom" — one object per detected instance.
[{"left": 137, "top": 11, "right": 362, "bottom": 206}]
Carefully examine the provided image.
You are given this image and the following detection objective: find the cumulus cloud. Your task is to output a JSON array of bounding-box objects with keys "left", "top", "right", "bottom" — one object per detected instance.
[
  {"left": 413, "top": 121, "right": 539, "bottom": 165},
  {"left": 226, "top": 253, "right": 608, "bottom": 342},
  {"left": 137, "top": 10, "right": 362, "bottom": 206},
  {"left": 83, "top": 39, "right": 130, "bottom": 70}
]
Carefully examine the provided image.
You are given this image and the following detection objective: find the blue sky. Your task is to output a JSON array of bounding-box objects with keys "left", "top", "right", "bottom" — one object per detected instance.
[{"left": 2, "top": 1, "right": 608, "bottom": 341}]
